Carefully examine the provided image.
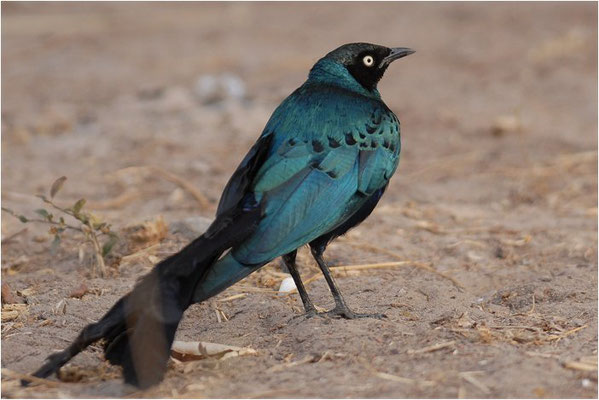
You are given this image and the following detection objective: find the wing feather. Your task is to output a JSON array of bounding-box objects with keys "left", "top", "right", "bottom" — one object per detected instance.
[{"left": 223, "top": 84, "right": 400, "bottom": 264}]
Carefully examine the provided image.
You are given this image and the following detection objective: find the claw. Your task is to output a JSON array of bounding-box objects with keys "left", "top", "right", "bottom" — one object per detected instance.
[
  {"left": 325, "top": 306, "right": 387, "bottom": 320},
  {"left": 295, "top": 305, "right": 386, "bottom": 320}
]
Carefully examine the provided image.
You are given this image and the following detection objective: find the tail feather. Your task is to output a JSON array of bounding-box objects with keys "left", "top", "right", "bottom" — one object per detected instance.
[
  {"left": 30, "top": 201, "right": 262, "bottom": 388},
  {"left": 27, "top": 297, "right": 128, "bottom": 382},
  {"left": 192, "top": 253, "right": 265, "bottom": 303}
]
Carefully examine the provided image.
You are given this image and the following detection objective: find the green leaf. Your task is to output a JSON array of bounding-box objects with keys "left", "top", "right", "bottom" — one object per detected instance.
[
  {"left": 2, "top": 207, "right": 29, "bottom": 224},
  {"left": 72, "top": 198, "right": 86, "bottom": 216},
  {"left": 50, "top": 176, "right": 67, "bottom": 199},
  {"left": 102, "top": 234, "right": 118, "bottom": 257},
  {"left": 35, "top": 209, "right": 50, "bottom": 219}
]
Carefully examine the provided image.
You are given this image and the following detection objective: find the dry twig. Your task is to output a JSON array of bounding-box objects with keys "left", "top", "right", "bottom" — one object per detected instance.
[
  {"left": 217, "top": 293, "right": 247, "bottom": 303},
  {"left": 266, "top": 355, "right": 316, "bottom": 373},
  {"left": 1, "top": 368, "right": 60, "bottom": 387},
  {"left": 547, "top": 325, "right": 587, "bottom": 342},
  {"left": 407, "top": 340, "right": 456, "bottom": 355},
  {"left": 340, "top": 239, "right": 464, "bottom": 289},
  {"left": 361, "top": 358, "right": 435, "bottom": 387},
  {"left": 459, "top": 371, "right": 490, "bottom": 394}
]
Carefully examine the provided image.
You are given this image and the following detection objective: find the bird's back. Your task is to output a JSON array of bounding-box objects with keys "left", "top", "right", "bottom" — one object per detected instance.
[{"left": 229, "top": 81, "right": 401, "bottom": 265}]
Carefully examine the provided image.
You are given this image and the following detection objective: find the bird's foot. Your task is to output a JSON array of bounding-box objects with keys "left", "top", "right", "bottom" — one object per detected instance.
[
  {"left": 324, "top": 305, "right": 386, "bottom": 320},
  {"left": 303, "top": 304, "right": 328, "bottom": 318},
  {"left": 289, "top": 305, "right": 320, "bottom": 321},
  {"left": 292, "top": 305, "right": 385, "bottom": 321}
]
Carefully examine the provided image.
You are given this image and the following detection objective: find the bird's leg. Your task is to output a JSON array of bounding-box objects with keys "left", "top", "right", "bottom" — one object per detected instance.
[
  {"left": 310, "top": 245, "right": 385, "bottom": 320},
  {"left": 282, "top": 251, "right": 317, "bottom": 316}
]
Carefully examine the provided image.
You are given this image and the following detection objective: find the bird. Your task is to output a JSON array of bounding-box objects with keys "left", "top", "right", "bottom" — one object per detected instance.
[{"left": 29, "top": 42, "right": 414, "bottom": 389}]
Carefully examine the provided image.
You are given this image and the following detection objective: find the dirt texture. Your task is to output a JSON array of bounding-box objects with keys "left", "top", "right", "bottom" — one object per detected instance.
[{"left": 1, "top": 2, "right": 597, "bottom": 398}]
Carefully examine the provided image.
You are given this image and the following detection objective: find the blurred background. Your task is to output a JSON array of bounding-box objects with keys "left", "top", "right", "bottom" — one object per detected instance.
[
  {"left": 2, "top": 2, "right": 596, "bottom": 220},
  {"left": 2, "top": 2, "right": 597, "bottom": 398}
]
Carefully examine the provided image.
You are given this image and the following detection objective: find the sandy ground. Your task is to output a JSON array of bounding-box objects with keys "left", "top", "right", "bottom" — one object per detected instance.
[{"left": 1, "top": 2, "right": 597, "bottom": 398}]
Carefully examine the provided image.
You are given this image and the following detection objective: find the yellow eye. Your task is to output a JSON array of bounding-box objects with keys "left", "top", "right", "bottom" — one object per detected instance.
[{"left": 362, "top": 55, "right": 375, "bottom": 67}]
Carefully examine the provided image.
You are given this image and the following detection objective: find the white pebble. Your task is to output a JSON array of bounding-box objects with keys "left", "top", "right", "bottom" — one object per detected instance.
[
  {"left": 582, "top": 379, "right": 592, "bottom": 388},
  {"left": 278, "top": 276, "right": 297, "bottom": 295}
]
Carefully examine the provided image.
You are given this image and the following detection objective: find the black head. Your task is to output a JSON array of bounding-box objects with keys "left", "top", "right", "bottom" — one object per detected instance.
[{"left": 324, "top": 43, "right": 415, "bottom": 91}]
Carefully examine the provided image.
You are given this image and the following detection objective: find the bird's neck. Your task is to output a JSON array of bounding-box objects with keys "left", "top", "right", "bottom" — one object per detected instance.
[{"left": 307, "top": 59, "right": 382, "bottom": 100}]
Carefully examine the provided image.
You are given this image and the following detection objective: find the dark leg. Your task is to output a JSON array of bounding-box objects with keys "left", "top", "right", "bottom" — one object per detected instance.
[
  {"left": 282, "top": 251, "right": 316, "bottom": 315},
  {"left": 310, "top": 244, "right": 385, "bottom": 319}
]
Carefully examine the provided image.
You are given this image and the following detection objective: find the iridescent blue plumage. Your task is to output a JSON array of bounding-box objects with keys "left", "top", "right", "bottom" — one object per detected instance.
[
  {"left": 33, "top": 43, "right": 413, "bottom": 389},
  {"left": 196, "top": 44, "right": 403, "bottom": 298}
]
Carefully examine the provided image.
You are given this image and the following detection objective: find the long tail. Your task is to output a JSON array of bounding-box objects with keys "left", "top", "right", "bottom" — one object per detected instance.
[{"left": 30, "top": 202, "right": 263, "bottom": 389}]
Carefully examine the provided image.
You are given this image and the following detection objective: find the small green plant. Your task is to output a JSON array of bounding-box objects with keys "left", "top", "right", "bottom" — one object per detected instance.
[{"left": 2, "top": 176, "right": 118, "bottom": 277}]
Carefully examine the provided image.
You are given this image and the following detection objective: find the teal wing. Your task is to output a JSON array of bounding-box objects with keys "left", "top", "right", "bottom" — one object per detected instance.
[{"left": 231, "top": 85, "right": 401, "bottom": 265}]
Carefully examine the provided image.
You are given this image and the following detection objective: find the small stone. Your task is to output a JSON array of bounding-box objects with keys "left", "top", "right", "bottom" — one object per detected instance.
[
  {"left": 69, "top": 283, "right": 88, "bottom": 299},
  {"left": 278, "top": 276, "right": 297, "bottom": 295}
]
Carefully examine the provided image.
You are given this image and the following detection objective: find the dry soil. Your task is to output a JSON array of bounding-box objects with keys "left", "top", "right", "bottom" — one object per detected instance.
[{"left": 1, "top": 2, "right": 597, "bottom": 398}]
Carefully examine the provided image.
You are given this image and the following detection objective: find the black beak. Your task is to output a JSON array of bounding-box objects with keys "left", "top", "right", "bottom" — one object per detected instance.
[{"left": 381, "top": 47, "right": 415, "bottom": 68}]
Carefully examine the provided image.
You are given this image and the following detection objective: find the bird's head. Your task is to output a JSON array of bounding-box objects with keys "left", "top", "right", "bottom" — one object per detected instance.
[{"left": 310, "top": 43, "right": 414, "bottom": 93}]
